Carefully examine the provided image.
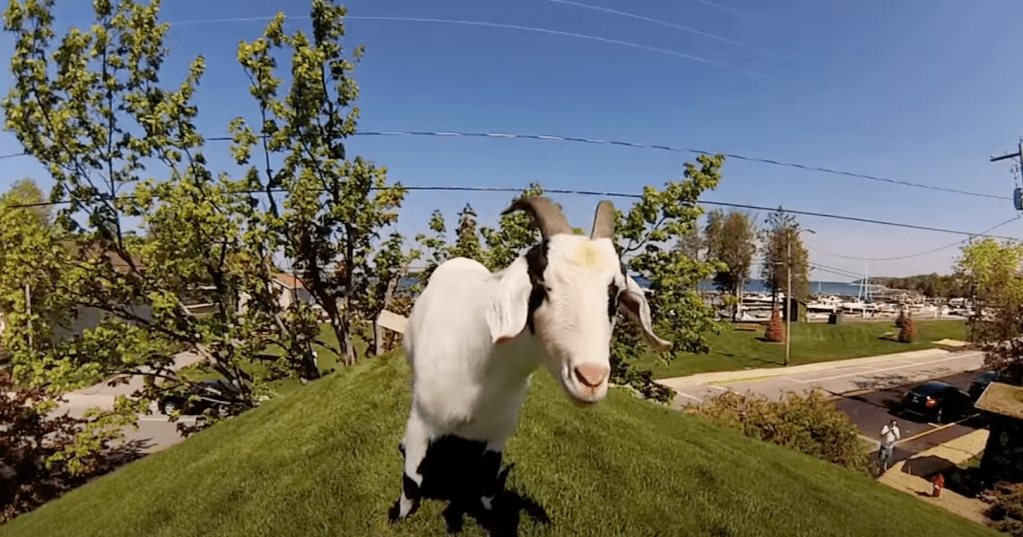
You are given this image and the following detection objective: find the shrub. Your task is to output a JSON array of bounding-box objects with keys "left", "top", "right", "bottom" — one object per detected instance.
[
  {"left": 895, "top": 308, "right": 906, "bottom": 328},
  {"left": 0, "top": 371, "right": 144, "bottom": 524},
  {"left": 764, "top": 309, "right": 785, "bottom": 343},
  {"left": 687, "top": 389, "right": 870, "bottom": 473},
  {"left": 985, "top": 481, "right": 1023, "bottom": 536},
  {"left": 898, "top": 314, "right": 917, "bottom": 343}
]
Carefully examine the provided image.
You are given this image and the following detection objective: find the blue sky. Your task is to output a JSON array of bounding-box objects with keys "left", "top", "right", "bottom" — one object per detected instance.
[{"left": 2, "top": 0, "right": 1023, "bottom": 282}]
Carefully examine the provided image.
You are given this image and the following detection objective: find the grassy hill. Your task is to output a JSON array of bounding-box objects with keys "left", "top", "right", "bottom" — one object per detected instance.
[{"left": 1, "top": 351, "right": 997, "bottom": 537}]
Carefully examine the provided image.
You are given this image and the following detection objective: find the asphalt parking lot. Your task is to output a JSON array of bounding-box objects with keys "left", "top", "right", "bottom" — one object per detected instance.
[{"left": 833, "top": 370, "right": 988, "bottom": 462}]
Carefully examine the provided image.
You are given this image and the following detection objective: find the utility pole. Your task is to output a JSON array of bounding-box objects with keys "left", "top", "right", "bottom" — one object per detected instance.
[
  {"left": 991, "top": 139, "right": 1023, "bottom": 211},
  {"left": 785, "top": 227, "right": 815, "bottom": 367},
  {"left": 786, "top": 233, "right": 791, "bottom": 366}
]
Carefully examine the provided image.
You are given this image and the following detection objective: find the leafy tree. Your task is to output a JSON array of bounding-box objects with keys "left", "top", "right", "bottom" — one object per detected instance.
[
  {"left": 759, "top": 207, "right": 810, "bottom": 308},
  {"left": 479, "top": 183, "right": 548, "bottom": 271},
  {"left": 673, "top": 222, "right": 705, "bottom": 261},
  {"left": 448, "top": 203, "right": 484, "bottom": 261},
  {"left": 956, "top": 238, "right": 1023, "bottom": 384},
  {"left": 1, "top": 0, "right": 402, "bottom": 440},
  {"left": 704, "top": 209, "right": 757, "bottom": 321},
  {"left": 231, "top": 1, "right": 411, "bottom": 366},
  {"left": 414, "top": 210, "right": 449, "bottom": 285},
  {"left": 0, "top": 370, "right": 144, "bottom": 524}
]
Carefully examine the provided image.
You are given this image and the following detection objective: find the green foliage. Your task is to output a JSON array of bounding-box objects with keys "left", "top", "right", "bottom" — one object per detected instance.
[
  {"left": 898, "top": 313, "right": 917, "bottom": 343},
  {"left": 765, "top": 309, "right": 785, "bottom": 343},
  {"left": 759, "top": 207, "right": 811, "bottom": 303},
  {"left": 704, "top": 210, "right": 756, "bottom": 293},
  {"left": 895, "top": 307, "right": 906, "bottom": 328},
  {"left": 478, "top": 183, "right": 547, "bottom": 271},
  {"left": 957, "top": 239, "right": 1023, "bottom": 384},
  {"left": 0, "top": 0, "right": 408, "bottom": 448},
  {"left": 687, "top": 389, "right": 870, "bottom": 473},
  {"left": 872, "top": 273, "right": 969, "bottom": 299},
  {"left": 0, "top": 355, "right": 996, "bottom": 537},
  {"left": 0, "top": 370, "right": 145, "bottom": 524},
  {"left": 231, "top": 0, "right": 414, "bottom": 365}
]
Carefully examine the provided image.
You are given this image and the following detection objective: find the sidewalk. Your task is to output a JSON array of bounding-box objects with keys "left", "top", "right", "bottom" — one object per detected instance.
[{"left": 878, "top": 429, "right": 992, "bottom": 524}]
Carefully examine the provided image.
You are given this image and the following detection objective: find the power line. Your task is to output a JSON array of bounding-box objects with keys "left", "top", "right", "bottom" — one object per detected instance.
[
  {"left": 810, "top": 216, "right": 1022, "bottom": 261},
  {"left": 6, "top": 183, "right": 1018, "bottom": 242},
  {"left": 3, "top": 130, "right": 1010, "bottom": 200},
  {"left": 348, "top": 130, "right": 1012, "bottom": 200}
]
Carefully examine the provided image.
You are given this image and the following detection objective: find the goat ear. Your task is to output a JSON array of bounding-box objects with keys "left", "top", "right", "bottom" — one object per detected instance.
[
  {"left": 619, "top": 275, "right": 673, "bottom": 352},
  {"left": 485, "top": 259, "right": 534, "bottom": 345}
]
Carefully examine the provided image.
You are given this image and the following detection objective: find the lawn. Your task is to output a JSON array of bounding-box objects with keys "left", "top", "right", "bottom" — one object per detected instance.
[
  {"left": 1, "top": 351, "right": 998, "bottom": 537},
  {"left": 632, "top": 319, "right": 968, "bottom": 379}
]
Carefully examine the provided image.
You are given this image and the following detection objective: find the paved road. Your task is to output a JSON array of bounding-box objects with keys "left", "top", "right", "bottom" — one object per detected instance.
[
  {"left": 55, "top": 351, "right": 206, "bottom": 453},
  {"left": 661, "top": 349, "right": 985, "bottom": 407},
  {"left": 660, "top": 348, "right": 989, "bottom": 462}
]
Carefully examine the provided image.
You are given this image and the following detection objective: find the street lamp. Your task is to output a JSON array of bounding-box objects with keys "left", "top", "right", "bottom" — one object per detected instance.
[{"left": 785, "top": 228, "right": 815, "bottom": 366}]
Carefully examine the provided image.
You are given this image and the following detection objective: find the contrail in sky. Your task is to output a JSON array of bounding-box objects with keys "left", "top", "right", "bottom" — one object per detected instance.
[
  {"left": 546, "top": 0, "right": 743, "bottom": 47},
  {"left": 170, "top": 15, "right": 716, "bottom": 66},
  {"left": 689, "top": 0, "right": 747, "bottom": 19}
]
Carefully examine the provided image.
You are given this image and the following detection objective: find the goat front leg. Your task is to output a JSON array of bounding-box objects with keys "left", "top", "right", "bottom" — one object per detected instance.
[
  {"left": 389, "top": 406, "right": 431, "bottom": 522},
  {"left": 479, "top": 440, "right": 506, "bottom": 512}
]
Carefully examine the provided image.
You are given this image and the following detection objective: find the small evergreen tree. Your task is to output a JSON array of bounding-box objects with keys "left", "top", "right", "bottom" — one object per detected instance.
[
  {"left": 765, "top": 309, "right": 785, "bottom": 342},
  {"left": 898, "top": 312, "right": 917, "bottom": 343},
  {"left": 895, "top": 306, "right": 906, "bottom": 328}
]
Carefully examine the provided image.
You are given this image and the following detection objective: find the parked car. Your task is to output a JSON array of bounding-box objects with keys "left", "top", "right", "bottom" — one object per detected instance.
[
  {"left": 159, "top": 379, "right": 234, "bottom": 416},
  {"left": 968, "top": 370, "right": 1009, "bottom": 401},
  {"left": 899, "top": 381, "right": 973, "bottom": 423}
]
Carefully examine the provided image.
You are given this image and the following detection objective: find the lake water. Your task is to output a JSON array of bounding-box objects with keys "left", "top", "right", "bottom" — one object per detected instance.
[{"left": 403, "top": 275, "right": 871, "bottom": 298}]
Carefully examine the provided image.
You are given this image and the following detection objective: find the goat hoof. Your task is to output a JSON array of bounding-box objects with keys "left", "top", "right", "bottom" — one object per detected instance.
[{"left": 388, "top": 496, "right": 419, "bottom": 523}]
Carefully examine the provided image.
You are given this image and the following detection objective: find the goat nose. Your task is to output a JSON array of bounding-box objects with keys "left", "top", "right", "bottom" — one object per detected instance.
[{"left": 574, "top": 365, "right": 609, "bottom": 387}]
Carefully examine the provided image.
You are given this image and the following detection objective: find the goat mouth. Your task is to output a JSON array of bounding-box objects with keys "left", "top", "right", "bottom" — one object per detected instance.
[{"left": 558, "top": 375, "right": 605, "bottom": 406}]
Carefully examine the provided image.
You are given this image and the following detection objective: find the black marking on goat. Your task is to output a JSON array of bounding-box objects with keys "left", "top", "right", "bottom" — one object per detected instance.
[
  {"left": 524, "top": 240, "right": 550, "bottom": 335},
  {"left": 607, "top": 281, "right": 620, "bottom": 322},
  {"left": 480, "top": 449, "right": 503, "bottom": 498},
  {"left": 403, "top": 473, "right": 421, "bottom": 500}
]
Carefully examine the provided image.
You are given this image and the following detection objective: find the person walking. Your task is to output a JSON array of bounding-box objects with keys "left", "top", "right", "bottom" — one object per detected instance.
[{"left": 878, "top": 419, "right": 901, "bottom": 473}]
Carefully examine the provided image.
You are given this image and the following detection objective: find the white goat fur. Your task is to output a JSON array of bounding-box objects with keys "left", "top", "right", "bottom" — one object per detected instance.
[{"left": 393, "top": 227, "right": 670, "bottom": 519}]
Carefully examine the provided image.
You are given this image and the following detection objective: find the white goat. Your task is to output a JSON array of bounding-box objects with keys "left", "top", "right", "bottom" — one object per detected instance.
[{"left": 389, "top": 196, "right": 672, "bottom": 521}]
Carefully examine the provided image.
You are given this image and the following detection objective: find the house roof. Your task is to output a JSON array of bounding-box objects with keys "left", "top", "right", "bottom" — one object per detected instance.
[
  {"left": 62, "top": 240, "right": 145, "bottom": 273},
  {"left": 975, "top": 382, "right": 1023, "bottom": 421},
  {"left": 273, "top": 273, "right": 306, "bottom": 289}
]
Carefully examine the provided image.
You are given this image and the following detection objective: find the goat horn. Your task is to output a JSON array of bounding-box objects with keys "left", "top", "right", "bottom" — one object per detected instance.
[
  {"left": 502, "top": 195, "right": 572, "bottom": 238},
  {"left": 590, "top": 200, "right": 615, "bottom": 240}
]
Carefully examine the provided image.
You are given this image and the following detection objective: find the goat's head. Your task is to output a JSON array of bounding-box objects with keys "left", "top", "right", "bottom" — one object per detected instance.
[{"left": 484, "top": 195, "right": 672, "bottom": 406}]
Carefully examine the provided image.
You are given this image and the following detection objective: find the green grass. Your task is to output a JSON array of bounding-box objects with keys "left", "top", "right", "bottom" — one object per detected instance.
[
  {"left": 634, "top": 320, "right": 967, "bottom": 379},
  {"left": 2, "top": 351, "right": 996, "bottom": 537}
]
